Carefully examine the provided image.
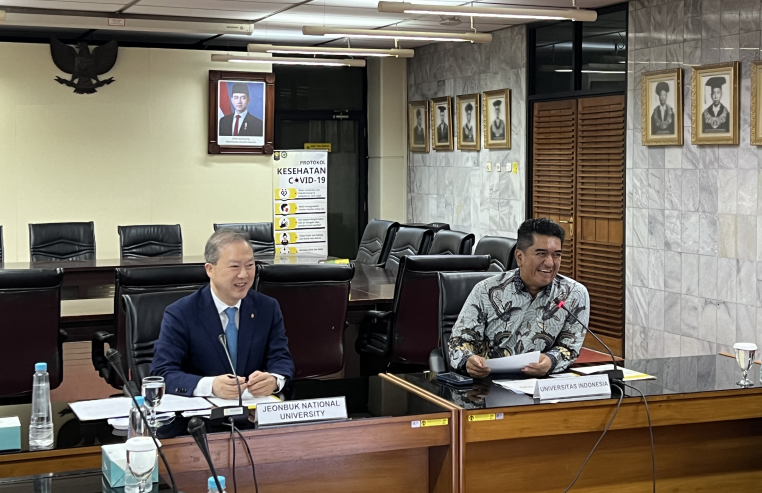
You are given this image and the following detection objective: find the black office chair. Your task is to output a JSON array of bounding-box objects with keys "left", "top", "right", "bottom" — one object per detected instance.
[
  {"left": 428, "top": 230, "right": 476, "bottom": 255},
  {"left": 355, "top": 219, "right": 400, "bottom": 266},
  {"left": 429, "top": 271, "right": 498, "bottom": 373},
  {"left": 92, "top": 265, "right": 209, "bottom": 389},
  {"left": 0, "top": 226, "right": 4, "bottom": 264},
  {"left": 118, "top": 225, "right": 183, "bottom": 259},
  {"left": 214, "top": 223, "right": 275, "bottom": 255},
  {"left": 256, "top": 263, "right": 354, "bottom": 379},
  {"left": 0, "top": 268, "right": 67, "bottom": 397},
  {"left": 384, "top": 227, "right": 434, "bottom": 275},
  {"left": 29, "top": 222, "right": 95, "bottom": 261},
  {"left": 123, "top": 290, "right": 197, "bottom": 388},
  {"left": 356, "top": 255, "right": 490, "bottom": 373},
  {"left": 474, "top": 236, "right": 518, "bottom": 272}
]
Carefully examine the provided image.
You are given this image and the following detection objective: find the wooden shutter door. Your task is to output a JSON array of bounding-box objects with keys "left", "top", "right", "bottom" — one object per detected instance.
[
  {"left": 575, "top": 95, "right": 625, "bottom": 356},
  {"left": 531, "top": 100, "right": 577, "bottom": 278}
]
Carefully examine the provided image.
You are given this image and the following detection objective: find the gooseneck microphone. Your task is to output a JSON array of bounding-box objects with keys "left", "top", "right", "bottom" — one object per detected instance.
[
  {"left": 105, "top": 349, "right": 183, "bottom": 493},
  {"left": 188, "top": 417, "right": 224, "bottom": 493},
  {"left": 553, "top": 297, "right": 624, "bottom": 384},
  {"left": 218, "top": 334, "right": 244, "bottom": 408}
]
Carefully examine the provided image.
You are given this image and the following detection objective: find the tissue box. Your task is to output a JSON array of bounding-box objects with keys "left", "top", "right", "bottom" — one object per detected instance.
[
  {"left": 102, "top": 443, "right": 159, "bottom": 487},
  {"left": 0, "top": 417, "right": 21, "bottom": 451}
]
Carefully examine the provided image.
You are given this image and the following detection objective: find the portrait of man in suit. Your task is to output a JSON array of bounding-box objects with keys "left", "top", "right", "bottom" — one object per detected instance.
[
  {"left": 413, "top": 108, "right": 425, "bottom": 146},
  {"left": 436, "top": 105, "right": 449, "bottom": 144},
  {"left": 218, "top": 83, "right": 264, "bottom": 137},
  {"left": 151, "top": 229, "right": 294, "bottom": 399},
  {"left": 490, "top": 99, "right": 506, "bottom": 141},
  {"left": 702, "top": 76, "right": 730, "bottom": 133},
  {"left": 462, "top": 103, "right": 475, "bottom": 143},
  {"left": 650, "top": 81, "right": 675, "bottom": 136}
]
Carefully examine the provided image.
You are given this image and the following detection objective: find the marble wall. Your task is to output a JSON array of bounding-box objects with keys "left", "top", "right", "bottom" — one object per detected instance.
[
  {"left": 406, "top": 25, "right": 527, "bottom": 240},
  {"left": 627, "top": 0, "right": 762, "bottom": 359}
]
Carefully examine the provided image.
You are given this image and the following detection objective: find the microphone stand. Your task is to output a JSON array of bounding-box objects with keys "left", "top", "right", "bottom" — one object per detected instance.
[
  {"left": 187, "top": 417, "right": 225, "bottom": 493},
  {"left": 554, "top": 299, "right": 624, "bottom": 385},
  {"left": 218, "top": 334, "right": 244, "bottom": 408},
  {"left": 105, "top": 349, "right": 183, "bottom": 493},
  {"left": 208, "top": 334, "right": 246, "bottom": 423}
]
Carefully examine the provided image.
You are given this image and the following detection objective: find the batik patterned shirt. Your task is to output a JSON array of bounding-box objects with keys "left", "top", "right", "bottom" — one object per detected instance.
[{"left": 448, "top": 270, "right": 590, "bottom": 374}]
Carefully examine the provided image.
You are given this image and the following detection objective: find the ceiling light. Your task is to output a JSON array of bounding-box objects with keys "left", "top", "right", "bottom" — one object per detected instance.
[
  {"left": 247, "top": 44, "right": 414, "bottom": 58},
  {"left": 302, "top": 26, "right": 491, "bottom": 43},
  {"left": 212, "top": 54, "right": 366, "bottom": 67},
  {"left": 378, "top": 1, "right": 597, "bottom": 22}
]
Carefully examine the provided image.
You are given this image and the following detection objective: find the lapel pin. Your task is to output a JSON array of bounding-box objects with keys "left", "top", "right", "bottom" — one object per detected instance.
[{"left": 251, "top": 313, "right": 255, "bottom": 318}]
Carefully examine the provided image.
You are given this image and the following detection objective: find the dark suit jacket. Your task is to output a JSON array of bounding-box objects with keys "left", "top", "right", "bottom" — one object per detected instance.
[
  {"left": 650, "top": 105, "right": 675, "bottom": 135},
  {"left": 437, "top": 123, "right": 449, "bottom": 143},
  {"left": 150, "top": 286, "right": 294, "bottom": 396},
  {"left": 219, "top": 112, "right": 264, "bottom": 137}
]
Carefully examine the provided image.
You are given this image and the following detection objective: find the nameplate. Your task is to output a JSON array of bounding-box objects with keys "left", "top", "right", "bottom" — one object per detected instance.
[
  {"left": 257, "top": 397, "right": 348, "bottom": 426},
  {"left": 533, "top": 375, "right": 611, "bottom": 401}
]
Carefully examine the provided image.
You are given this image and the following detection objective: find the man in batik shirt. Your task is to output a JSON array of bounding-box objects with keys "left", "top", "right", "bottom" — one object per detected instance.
[{"left": 448, "top": 218, "right": 590, "bottom": 377}]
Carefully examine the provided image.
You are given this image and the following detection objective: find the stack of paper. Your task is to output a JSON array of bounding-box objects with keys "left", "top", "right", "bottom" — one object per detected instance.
[
  {"left": 485, "top": 351, "right": 541, "bottom": 372},
  {"left": 70, "top": 395, "right": 213, "bottom": 421},
  {"left": 206, "top": 393, "right": 280, "bottom": 409},
  {"left": 493, "top": 379, "right": 538, "bottom": 395},
  {"left": 571, "top": 364, "right": 656, "bottom": 381}
]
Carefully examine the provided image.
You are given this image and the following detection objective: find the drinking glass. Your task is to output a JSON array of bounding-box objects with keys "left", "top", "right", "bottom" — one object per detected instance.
[
  {"left": 733, "top": 342, "right": 757, "bottom": 388},
  {"left": 126, "top": 437, "right": 156, "bottom": 493},
  {"left": 141, "top": 376, "right": 165, "bottom": 428}
]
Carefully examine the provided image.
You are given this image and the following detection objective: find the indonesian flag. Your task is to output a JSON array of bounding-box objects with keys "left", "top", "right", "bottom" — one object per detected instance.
[{"left": 218, "top": 82, "right": 231, "bottom": 119}]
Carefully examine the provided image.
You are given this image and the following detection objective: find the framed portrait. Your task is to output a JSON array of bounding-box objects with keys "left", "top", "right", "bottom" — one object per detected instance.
[
  {"left": 691, "top": 62, "right": 739, "bottom": 145},
  {"left": 641, "top": 69, "right": 683, "bottom": 146},
  {"left": 751, "top": 61, "right": 762, "bottom": 145},
  {"left": 408, "top": 100, "right": 430, "bottom": 152},
  {"left": 456, "top": 94, "right": 481, "bottom": 151},
  {"left": 208, "top": 70, "right": 275, "bottom": 155},
  {"left": 431, "top": 96, "right": 453, "bottom": 151},
  {"left": 483, "top": 88, "right": 510, "bottom": 149}
]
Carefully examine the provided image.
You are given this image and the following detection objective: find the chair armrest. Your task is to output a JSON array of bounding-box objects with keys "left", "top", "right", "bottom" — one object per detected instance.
[
  {"left": 58, "top": 329, "right": 68, "bottom": 343},
  {"left": 429, "top": 348, "right": 446, "bottom": 374},
  {"left": 92, "top": 331, "right": 117, "bottom": 380},
  {"left": 359, "top": 310, "right": 393, "bottom": 321}
]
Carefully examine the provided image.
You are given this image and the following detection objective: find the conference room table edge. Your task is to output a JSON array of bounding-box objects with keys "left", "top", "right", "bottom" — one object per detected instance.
[{"left": 383, "top": 374, "right": 762, "bottom": 493}]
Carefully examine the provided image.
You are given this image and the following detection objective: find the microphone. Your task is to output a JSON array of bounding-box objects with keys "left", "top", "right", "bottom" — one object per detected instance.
[
  {"left": 218, "top": 334, "right": 244, "bottom": 408},
  {"left": 553, "top": 298, "right": 624, "bottom": 384},
  {"left": 188, "top": 417, "right": 224, "bottom": 493},
  {"left": 105, "top": 349, "right": 183, "bottom": 493}
]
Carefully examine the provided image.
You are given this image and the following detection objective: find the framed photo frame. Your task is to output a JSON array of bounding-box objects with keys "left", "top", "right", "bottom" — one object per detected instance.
[
  {"left": 751, "top": 61, "right": 762, "bottom": 145},
  {"left": 456, "top": 93, "right": 481, "bottom": 150},
  {"left": 431, "top": 96, "right": 453, "bottom": 151},
  {"left": 483, "top": 88, "right": 511, "bottom": 149},
  {"left": 408, "top": 100, "right": 430, "bottom": 152},
  {"left": 208, "top": 70, "right": 275, "bottom": 155},
  {"left": 691, "top": 62, "right": 739, "bottom": 145},
  {"left": 641, "top": 69, "right": 683, "bottom": 146}
]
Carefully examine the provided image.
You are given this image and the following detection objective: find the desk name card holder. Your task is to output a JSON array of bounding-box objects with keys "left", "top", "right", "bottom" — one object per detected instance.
[
  {"left": 533, "top": 375, "right": 611, "bottom": 401},
  {"left": 257, "top": 397, "right": 347, "bottom": 426}
]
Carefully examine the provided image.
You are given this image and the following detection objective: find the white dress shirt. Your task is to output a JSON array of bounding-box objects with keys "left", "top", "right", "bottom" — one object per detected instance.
[
  {"left": 231, "top": 110, "right": 248, "bottom": 135},
  {"left": 192, "top": 287, "right": 286, "bottom": 397}
]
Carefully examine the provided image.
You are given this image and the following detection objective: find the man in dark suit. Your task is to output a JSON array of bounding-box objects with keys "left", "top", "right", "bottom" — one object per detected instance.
[
  {"left": 151, "top": 229, "right": 294, "bottom": 398},
  {"left": 413, "top": 108, "right": 425, "bottom": 145},
  {"left": 218, "top": 83, "right": 264, "bottom": 137},
  {"left": 436, "top": 105, "right": 449, "bottom": 143}
]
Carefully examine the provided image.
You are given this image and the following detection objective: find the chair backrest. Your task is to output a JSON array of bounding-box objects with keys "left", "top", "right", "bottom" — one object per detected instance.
[
  {"left": 118, "top": 224, "right": 183, "bottom": 259},
  {"left": 256, "top": 263, "right": 354, "bottom": 379},
  {"left": 438, "top": 271, "right": 498, "bottom": 372},
  {"left": 0, "top": 225, "right": 3, "bottom": 263},
  {"left": 214, "top": 223, "right": 275, "bottom": 255},
  {"left": 111, "top": 266, "right": 209, "bottom": 387},
  {"left": 390, "top": 255, "right": 490, "bottom": 365},
  {"left": 0, "top": 269, "right": 64, "bottom": 396},
  {"left": 29, "top": 222, "right": 95, "bottom": 261},
  {"left": 384, "top": 227, "right": 434, "bottom": 275},
  {"left": 428, "top": 230, "right": 476, "bottom": 255},
  {"left": 474, "top": 236, "right": 518, "bottom": 272},
  {"left": 355, "top": 219, "right": 400, "bottom": 266},
  {"left": 123, "top": 290, "right": 197, "bottom": 387}
]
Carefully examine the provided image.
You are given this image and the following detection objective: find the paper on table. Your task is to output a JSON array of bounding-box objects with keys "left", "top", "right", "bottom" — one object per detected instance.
[
  {"left": 206, "top": 390, "right": 280, "bottom": 409},
  {"left": 108, "top": 412, "right": 175, "bottom": 431},
  {"left": 70, "top": 395, "right": 213, "bottom": 421},
  {"left": 485, "top": 351, "right": 541, "bottom": 372},
  {"left": 571, "top": 364, "right": 656, "bottom": 381},
  {"left": 493, "top": 379, "right": 538, "bottom": 395}
]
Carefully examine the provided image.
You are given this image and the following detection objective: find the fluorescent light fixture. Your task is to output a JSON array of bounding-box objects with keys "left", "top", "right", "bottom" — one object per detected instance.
[
  {"left": 247, "top": 44, "right": 414, "bottom": 58},
  {"left": 212, "top": 54, "right": 366, "bottom": 67},
  {"left": 0, "top": 11, "right": 252, "bottom": 35},
  {"left": 378, "top": 1, "right": 597, "bottom": 22},
  {"left": 554, "top": 69, "right": 625, "bottom": 73},
  {"left": 302, "top": 26, "right": 491, "bottom": 43}
]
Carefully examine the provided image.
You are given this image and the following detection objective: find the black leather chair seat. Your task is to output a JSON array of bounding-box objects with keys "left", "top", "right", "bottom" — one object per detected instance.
[
  {"left": 355, "top": 219, "right": 399, "bottom": 266},
  {"left": 214, "top": 223, "right": 275, "bottom": 255},
  {"left": 428, "top": 230, "right": 476, "bottom": 255},
  {"left": 29, "top": 222, "right": 95, "bottom": 261},
  {"left": 384, "top": 227, "right": 434, "bottom": 275},
  {"left": 118, "top": 224, "right": 183, "bottom": 258},
  {"left": 474, "top": 236, "right": 518, "bottom": 272}
]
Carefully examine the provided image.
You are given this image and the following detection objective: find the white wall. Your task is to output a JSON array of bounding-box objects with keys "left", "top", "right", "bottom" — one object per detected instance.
[{"left": 0, "top": 43, "right": 274, "bottom": 262}]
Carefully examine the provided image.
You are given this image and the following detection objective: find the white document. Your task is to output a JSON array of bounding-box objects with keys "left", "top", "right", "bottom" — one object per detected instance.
[
  {"left": 571, "top": 364, "right": 656, "bottom": 381},
  {"left": 108, "top": 412, "right": 175, "bottom": 431},
  {"left": 485, "top": 351, "right": 541, "bottom": 372},
  {"left": 71, "top": 395, "right": 212, "bottom": 421},
  {"left": 493, "top": 379, "right": 538, "bottom": 395},
  {"left": 206, "top": 390, "right": 280, "bottom": 409}
]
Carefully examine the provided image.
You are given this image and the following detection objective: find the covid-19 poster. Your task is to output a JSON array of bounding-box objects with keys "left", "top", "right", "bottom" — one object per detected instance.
[{"left": 272, "top": 150, "right": 328, "bottom": 256}]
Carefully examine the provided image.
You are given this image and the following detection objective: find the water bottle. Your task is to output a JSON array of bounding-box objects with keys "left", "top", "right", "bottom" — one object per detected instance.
[
  {"left": 127, "top": 396, "right": 149, "bottom": 439},
  {"left": 29, "top": 362, "right": 53, "bottom": 450},
  {"left": 208, "top": 476, "right": 227, "bottom": 493}
]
